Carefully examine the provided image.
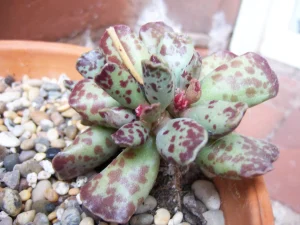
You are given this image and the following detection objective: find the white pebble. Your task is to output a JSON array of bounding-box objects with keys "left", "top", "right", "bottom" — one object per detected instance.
[
  {"left": 34, "top": 152, "right": 46, "bottom": 161},
  {"left": 202, "top": 210, "right": 225, "bottom": 225},
  {"left": 154, "top": 208, "right": 170, "bottom": 225},
  {"left": 40, "top": 160, "right": 55, "bottom": 174},
  {"left": 23, "top": 121, "right": 37, "bottom": 133},
  {"left": 76, "top": 193, "right": 82, "bottom": 205},
  {"left": 0, "top": 211, "right": 9, "bottom": 219},
  {"left": 75, "top": 176, "right": 88, "bottom": 188},
  {"left": 37, "top": 170, "right": 51, "bottom": 180},
  {"left": 47, "top": 128, "right": 59, "bottom": 141},
  {"left": 54, "top": 181, "right": 70, "bottom": 195},
  {"left": 170, "top": 211, "right": 183, "bottom": 225},
  {"left": 191, "top": 180, "right": 221, "bottom": 210},
  {"left": 56, "top": 208, "right": 65, "bottom": 220},
  {"left": 0, "top": 132, "right": 20, "bottom": 147},
  {"left": 35, "top": 143, "right": 47, "bottom": 153},
  {"left": 27, "top": 172, "right": 38, "bottom": 188}
]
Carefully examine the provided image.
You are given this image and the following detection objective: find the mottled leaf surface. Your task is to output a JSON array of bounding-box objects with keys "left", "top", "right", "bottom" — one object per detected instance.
[
  {"left": 80, "top": 138, "right": 160, "bottom": 224},
  {"left": 53, "top": 126, "right": 118, "bottom": 180},
  {"left": 182, "top": 100, "right": 248, "bottom": 138},
  {"left": 196, "top": 133, "right": 279, "bottom": 179},
  {"left": 69, "top": 79, "right": 120, "bottom": 126},
  {"left": 100, "top": 25, "right": 150, "bottom": 78},
  {"left": 142, "top": 60, "right": 174, "bottom": 110},
  {"left": 157, "top": 32, "right": 194, "bottom": 87},
  {"left": 199, "top": 51, "right": 236, "bottom": 81},
  {"left": 99, "top": 107, "right": 136, "bottom": 128},
  {"left": 156, "top": 118, "right": 208, "bottom": 165},
  {"left": 95, "top": 63, "right": 147, "bottom": 109},
  {"left": 138, "top": 103, "right": 162, "bottom": 124},
  {"left": 76, "top": 49, "right": 106, "bottom": 79},
  {"left": 199, "top": 52, "right": 279, "bottom": 107},
  {"left": 111, "top": 121, "right": 150, "bottom": 147},
  {"left": 139, "top": 21, "right": 174, "bottom": 54}
]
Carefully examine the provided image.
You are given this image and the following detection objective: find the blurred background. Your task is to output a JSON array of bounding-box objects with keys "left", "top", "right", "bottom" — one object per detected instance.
[{"left": 1, "top": 0, "right": 300, "bottom": 224}]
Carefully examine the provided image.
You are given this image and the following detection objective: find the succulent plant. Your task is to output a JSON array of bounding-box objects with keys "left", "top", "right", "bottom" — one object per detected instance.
[{"left": 53, "top": 22, "right": 279, "bottom": 223}]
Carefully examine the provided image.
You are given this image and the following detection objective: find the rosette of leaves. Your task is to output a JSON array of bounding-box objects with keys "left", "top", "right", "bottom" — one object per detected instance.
[{"left": 52, "top": 22, "right": 280, "bottom": 223}]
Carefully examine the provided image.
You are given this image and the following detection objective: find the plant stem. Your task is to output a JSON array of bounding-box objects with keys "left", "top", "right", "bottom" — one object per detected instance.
[
  {"left": 106, "top": 27, "right": 144, "bottom": 85},
  {"left": 174, "top": 163, "right": 182, "bottom": 211}
]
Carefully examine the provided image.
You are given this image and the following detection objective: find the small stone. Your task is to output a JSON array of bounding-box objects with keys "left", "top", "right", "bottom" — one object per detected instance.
[
  {"left": 19, "top": 189, "right": 31, "bottom": 201},
  {"left": 35, "top": 143, "right": 47, "bottom": 153},
  {"left": 21, "top": 139, "right": 35, "bottom": 150},
  {"left": 37, "top": 170, "right": 51, "bottom": 180},
  {"left": 34, "top": 153, "right": 47, "bottom": 162},
  {"left": 14, "top": 159, "right": 43, "bottom": 177},
  {"left": 61, "top": 208, "right": 81, "bottom": 225},
  {"left": 30, "top": 111, "right": 49, "bottom": 125},
  {"left": 53, "top": 181, "right": 69, "bottom": 195},
  {"left": 50, "top": 139, "right": 66, "bottom": 149},
  {"left": 191, "top": 180, "right": 221, "bottom": 210},
  {"left": 3, "top": 153, "right": 20, "bottom": 171},
  {"left": 44, "top": 188, "right": 59, "bottom": 202},
  {"left": 25, "top": 79, "right": 43, "bottom": 87},
  {"left": 0, "top": 132, "right": 20, "bottom": 147},
  {"left": 182, "top": 207, "right": 204, "bottom": 225},
  {"left": 7, "top": 97, "right": 30, "bottom": 111},
  {"left": 40, "top": 160, "right": 55, "bottom": 174},
  {"left": 0, "top": 82, "right": 8, "bottom": 93},
  {"left": 35, "top": 137, "right": 50, "bottom": 147},
  {"left": 154, "top": 208, "right": 170, "bottom": 225},
  {"left": 0, "top": 125, "right": 7, "bottom": 132},
  {"left": 68, "top": 188, "right": 79, "bottom": 196},
  {"left": 47, "top": 211, "right": 57, "bottom": 221},
  {"left": 4, "top": 75, "right": 15, "bottom": 86},
  {"left": 18, "top": 178, "right": 29, "bottom": 191},
  {"left": 23, "top": 121, "right": 37, "bottom": 133},
  {"left": 130, "top": 213, "right": 153, "bottom": 225},
  {"left": 48, "top": 91, "right": 62, "bottom": 100},
  {"left": 183, "top": 192, "right": 207, "bottom": 218},
  {"left": 3, "top": 111, "right": 18, "bottom": 119},
  {"left": 0, "top": 92, "right": 21, "bottom": 103},
  {"left": 0, "top": 102, "right": 6, "bottom": 114},
  {"left": 170, "top": 211, "right": 183, "bottom": 225},
  {"left": 13, "top": 116, "right": 22, "bottom": 124},
  {"left": 0, "top": 188, "right": 22, "bottom": 216},
  {"left": 135, "top": 195, "right": 157, "bottom": 214},
  {"left": 179, "top": 223, "right": 190, "bottom": 225},
  {"left": 56, "top": 208, "right": 65, "bottom": 220},
  {"left": 61, "top": 108, "right": 77, "bottom": 118},
  {"left": 42, "top": 82, "right": 60, "bottom": 91},
  {"left": 24, "top": 199, "right": 32, "bottom": 211},
  {"left": 2, "top": 170, "right": 20, "bottom": 189},
  {"left": 47, "top": 128, "right": 59, "bottom": 141},
  {"left": 50, "top": 112, "right": 64, "bottom": 126},
  {"left": 11, "top": 125, "right": 25, "bottom": 137},
  {"left": 76, "top": 194, "right": 82, "bottom": 205},
  {"left": 40, "top": 119, "right": 54, "bottom": 131},
  {"left": 79, "top": 217, "right": 94, "bottom": 225},
  {"left": 31, "top": 200, "right": 52, "bottom": 215},
  {"left": 32, "top": 180, "right": 51, "bottom": 202},
  {"left": 28, "top": 88, "right": 40, "bottom": 101},
  {"left": 33, "top": 213, "right": 49, "bottom": 225},
  {"left": 202, "top": 210, "right": 224, "bottom": 225},
  {"left": 20, "top": 130, "right": 32, "bottom": 140},
  {"left": 45, "top": 148, "right": 60, "bottom": 160},
  {"left": 0, "top": 216, "right": 13, "bottom": 225},
  {"left": 27, "top": 172, "right": 38, "bottom": 188},
  {"left": 15, "top": 210, "right": 36, "bottom": 225},
  {"left": 57, "top": 104, "right": 70, "bottom": 112},
  {"left": 65, "top": 125, "right": 78, "bottom": 140}
]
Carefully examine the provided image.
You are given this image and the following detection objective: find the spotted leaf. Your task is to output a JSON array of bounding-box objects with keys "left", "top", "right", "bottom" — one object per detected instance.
[
  {"left": 179, "top": 51, "right": 202, "bottom": 90},
  {"left": 157, "top": 32, "right": 195, "bottom": 87},
  {"left": 182, "top": 101, "right": 248, "bottom": 138},
  {"left": 52, "top": 126, "right": 118, "bottom": 180},
  {"left": 111, "top": 121, "right": 150, "bottom": 147},
  {"left": 100, "top": 25, "right": 150, "bottom": 79},
  {"left": 199, "top": 52, "right": 279, "bottom": 107},
  {"left": 99, "top": 107, "right": 136, "bottom": 128},
  {"left": 95, "top": 63, "right": 147, "bottom": 109},
  {"left": 199, "top": 50, "right": 236, "bottom": 81},
  {"left": 196, "top": 133, "right": 279, "bottom": 179},
  {"left": 142, "top": 59, "right": 174, "bottom": 110},
  {"left": 137, "top": 103, "right": 162, "bottom": 124},
  {"left": 156, "top": 118, "right": 208, "bottom": 165},
  {"left": 76, "top": 49, "right": 106, "bottom": 79},
  {"left": 185, "top": 78, "right": 202, "bottom": 104},
  {"left": 69, "top": 79, "right": 121, "bottom": 127},
  {"left": 139, "top": 21, "right": 174, "bottom": 54},
  {"left": 80, "top": 137, "right": 160, "bottom": 224}
]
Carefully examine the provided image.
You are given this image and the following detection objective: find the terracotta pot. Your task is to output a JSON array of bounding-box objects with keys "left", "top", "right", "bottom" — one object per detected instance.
[{"left": 0, "top": 40, "right": 274, "bottom": 225}]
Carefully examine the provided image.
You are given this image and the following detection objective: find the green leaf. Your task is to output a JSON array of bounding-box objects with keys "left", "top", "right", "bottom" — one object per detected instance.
[
  {"left": 76, "top": 49, "right": 106, "bottom": 79},
  {"left": 80, "top": 137, "right": 160, "bottom": 224},
  {"left": 142, "top": 59, "right": 175, "bottom": 110},
  {"left": 95, "top": 63, "right": 147, "bottom": 109},
  {"left": 156, "top": 118, "right": 208, "bottom": 165},
  {"left": 98, "top": 107, "right": 136, "bottom": 128},
  {"left": 199, "top": 52, "right": 279, "bottom": 107},
  {"left": 182, "top": 101, "right": 248, "bottom": 138},
  {"left": 111, "top": 121, "right": 150, "bottom": 147},
  {"left": 52, "top": 126, "right": 118, "bottom": 180},
  {"left": 139, "top": 21, "right": 174, "bottom": 54},
  {"left": 196, "top": 133, "right": 279, "bottom": 179},
  {"left": 199, "top": 51, "right": 236, "bottom": 81}
]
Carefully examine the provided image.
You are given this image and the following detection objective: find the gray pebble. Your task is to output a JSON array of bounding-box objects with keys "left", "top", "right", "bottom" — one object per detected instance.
[
  {"left": 202, "top": 210, "right": 224, "bottom": 225},
  {"left": 182, "top": 207, "right": 205, "bottom": 225},
  {"left": 61, "top": 208, "right": 81, "bottom": 225},
  {"left": 0, "top": 91, "right": 21, "bottom": 103},
  {"left": 14, "top": 159, "right": 43, "bottom": 177},
  {"left": 40, "top": 119, "right": 54, "bottom": 131},
  {"left": 135, "top": 196, "right": 157, "bottom": 214},
  {"left": 0, "top": 82, "right": 8, "bottom": 93},
  {"left": 3, "top": 154, "right": 20, "bottom": 171},
  {"left": 11, "top": 125, "right": 25, "bottom": 137},
  {"left": 19, "top": 151, "right": 36, "bottom": 162},
  {"left": 15, "top": 210, "right": 36, "bottom": 225},
  {"left": 18, "top": 178, "right": 29, "bottom": 191},
  {"left": 32, "top": 180, "right": 51, "bottom": 202},
  {"left": 0, "top": 216, "right": 12, "bottom": 225},
  {"left": 0, "top": 146, "right": 9, "bottom": 161},
  {"left": 41, "top": 82, "right": 61, "bottom": 92},
  {"left": 48, "top": 91, "right": 62, "bottom": 100},
  {"left": 34, "top": 138, "right": 50, "bottom": 148},
  {"left": 39, "top": 89, "right": 48, "bottom": 98},
  {"left": 33, "top": 213, "right": 49, "bottom": 225},
  {"left": 183, "top": 192, "right": 208, "bottom": 218},
  {"left": 32, "top": 96, "right": 44, "bottom": 109},
  {"left": 6, "top": 98, "right": 30, "bottom": 111},
  {"left": 31, "top": 200, "right": 52, "bottom": 215},
  {"left": 0, "top": 188, "right": 22, "bottom": 216},
  {"left": 2, "top": 170, "right": 20, "bottom": 189},
  {"left": 0, "top": 102, "right": 6, "bottom": 114},
  {"left": 130, "top": 213, "right": 153, "bottom": 225},
  {"left": 35, "top": 143, "right": 47, "bottom": 153}
]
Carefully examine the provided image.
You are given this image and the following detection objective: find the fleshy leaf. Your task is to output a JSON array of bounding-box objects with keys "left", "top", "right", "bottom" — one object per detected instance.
[
  {"left": 76, "top": 49, "right": 106, "bottom": 79},
  {"left": 179, "top": 51, "right": 202, "bottom": 90},
  {"left": 69, "top": 79, "right": 121, "bottom": 127},
  {"left": 156, "top": 118, "right": 208, "bottom": 165},
  {"left": 199, "top": 52, "right": 279, "bottom": 107},
  {"left": 157, "top": 32, "right": 195, "bottom": 87},
  {"left": 137, "top": 103, "right": 162, "bottom": 124},
  {"left": 199, "top": 50, "right": 236, "bottom": 81},
  {"left": 95, "top": 63, "right": 147, "bottom": 109},
  {"left": 99, "top": 107, "right": 136, "bottom": 128},
  {"left": 196, "top": 133, "right": 279, "bottom": 179},
  {"left": 139, "top": 21, "right": 174, "bottom": 54},
  {"left": 80, "top": 137, "right": 160, "bottom": 224},
  {"left": 100, "top": 25, "right": 150, "bottom": 79},
  {"left": 52, "top": 126, "right": 118, "bottom": 180},
  {"left": 111, "top": 121, "right": 150, "bottom": 147},
  {"left": 182, "top": 100, "right": 248, "bottom": 138},
  {"left": 142, "top": 59, "right": 174, "bottom": 110},
  {"left": 185, "top": 78, "right": 202, "bottom": 104}
]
